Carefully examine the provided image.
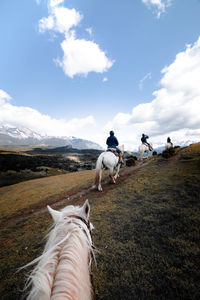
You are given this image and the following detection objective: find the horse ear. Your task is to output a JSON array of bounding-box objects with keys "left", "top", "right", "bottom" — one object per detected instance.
[
  {"left": 47, "top": 205, "right": 61, "bottom": 223},
  {"left": 82, "top": 199, "right": 90, "bottom": 220}
]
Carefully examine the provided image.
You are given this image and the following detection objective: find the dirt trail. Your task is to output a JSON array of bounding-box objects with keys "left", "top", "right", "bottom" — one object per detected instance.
[
  {"left": 0, "top": 159, "right": 152, "bottom": 229},
  {"left": 168, "top": 147, "right": 186, "bottom": 165}
]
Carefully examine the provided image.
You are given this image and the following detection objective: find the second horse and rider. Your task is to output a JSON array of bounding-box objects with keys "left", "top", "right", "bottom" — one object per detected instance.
[{"left": 105, "top": 130, "right": 159, "bottom": 163}]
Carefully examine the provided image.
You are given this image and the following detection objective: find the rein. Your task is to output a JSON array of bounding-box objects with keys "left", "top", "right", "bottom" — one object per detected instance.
[{"left": 68, "top": 215, "right": 92, "bottom": 235}]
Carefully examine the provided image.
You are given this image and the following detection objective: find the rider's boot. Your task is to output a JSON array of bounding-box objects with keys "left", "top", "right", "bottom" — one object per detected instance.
[
  {"left": 148, "top": 145, "right": 152, "bottom": 151},
  {"left": 119, "top": 152, "right": 123, "bottom": 164}
]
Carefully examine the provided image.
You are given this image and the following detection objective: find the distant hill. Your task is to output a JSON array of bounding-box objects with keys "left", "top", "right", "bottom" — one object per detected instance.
[
  {"left": 28, "top": 145, "right": 102, "bottom": 155},
  {"left": 0, "top": 125, "right": 103, "bottom": 150}
]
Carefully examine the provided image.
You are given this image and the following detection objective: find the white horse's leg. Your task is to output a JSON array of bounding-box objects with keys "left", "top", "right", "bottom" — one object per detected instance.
[
  {"left": 109, "top": 167, "right": 116, "bottom": 183},
  {"left": 98, "top": 168, "right": 103, "bottom": 191},
  {"left": 114, "top": 164, "right": 120, "bottom": 180},
  {"left": 140, "top": 150, "right": 143, "bottom": 161}
]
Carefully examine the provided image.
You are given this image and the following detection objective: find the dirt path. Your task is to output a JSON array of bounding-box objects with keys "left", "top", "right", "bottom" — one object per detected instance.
[
  {"left": 168, "top": 147, "right": 186, "bottom": 165},
  {"left": 0, "top": 159, "right": 152, "bottom": 229}
]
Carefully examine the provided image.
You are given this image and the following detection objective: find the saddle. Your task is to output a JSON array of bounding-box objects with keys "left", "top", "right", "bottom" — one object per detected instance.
[
  {"left": 143, "top": 143, "right": 153, "bottom": 151},
  {"left": 106, "top": 148, "right": 119, "bottom": 157}
]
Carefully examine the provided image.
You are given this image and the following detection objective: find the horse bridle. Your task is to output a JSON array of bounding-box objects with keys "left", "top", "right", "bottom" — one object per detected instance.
[{"left": 68, "top": 215, "right": 92, "bottom": 236}]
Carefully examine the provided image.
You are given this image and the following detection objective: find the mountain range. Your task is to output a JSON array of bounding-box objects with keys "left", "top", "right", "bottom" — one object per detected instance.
[{"left": 0, "top": 125, "right": 103, "bottom": 150}]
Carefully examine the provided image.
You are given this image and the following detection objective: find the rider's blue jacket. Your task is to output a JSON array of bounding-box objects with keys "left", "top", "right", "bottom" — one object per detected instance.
[
  {"left": 141, "top": 135, "right": 149, "bottom": 143},
  {"left": 106, "top": 135, "right": 119, "bottom": 149}
]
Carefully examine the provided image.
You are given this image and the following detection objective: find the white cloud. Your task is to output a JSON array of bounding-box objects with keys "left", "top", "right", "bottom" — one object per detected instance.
[
  {"left": 39, "top": 4, "right": 82, "bottom": 34},
  {"left": 86, "top": 27, "right": 93, "bottom": 37},
  {"left": 57, "top": 33, "right": 114, "bottom": 78},
  {"left": 103, "top": 77, "right": 108, "bottom": 82},
  {"left": 0, "top": 90, "right": 95, "bottom": 137},
  {"left": 0, "top": 89, "right": 12, "bottom": 105},
  {"left": 142, "top": 0, "right": 172, "bottom": 18},
  {"left": 49, "top": 0, "right": 64, "bottom": 8},
  {"left": 38, "top": 0, "right": 113, "bottom": 77},
  {"left": 39, "top": 16, "right": 55, "bottom": 32},
  {"left": 139, "top": 72, "right": 151, "bottom": 90},
  {"left": 104, "top": 36, "right": 200, "bottom": 150}
]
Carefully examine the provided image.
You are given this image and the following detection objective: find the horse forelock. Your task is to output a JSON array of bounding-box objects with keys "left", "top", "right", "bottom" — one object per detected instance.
[{"left": 25, "top": 216, "right": 94, "bottom": 300}]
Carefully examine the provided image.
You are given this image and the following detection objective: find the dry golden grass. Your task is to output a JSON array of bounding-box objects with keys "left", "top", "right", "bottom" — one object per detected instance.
[
  {"left": 0, "top": 169, "right": 96, "bottom": 220},
  {"left": 181, "top": 142, "right": 200, "bottom": 157}
]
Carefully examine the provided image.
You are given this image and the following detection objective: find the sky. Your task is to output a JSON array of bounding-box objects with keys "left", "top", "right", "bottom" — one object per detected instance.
[{"left": 0, "top": 0, "right": 200, "bottom": 150}]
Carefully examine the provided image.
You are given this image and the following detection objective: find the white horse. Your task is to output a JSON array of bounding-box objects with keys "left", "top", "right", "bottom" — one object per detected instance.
[
  {"left": 165, "top": 142, "right": 173, "bottom": 149},
  {"left": 92, "top": 145, "right": 124, "bottom": 191},
  {"left": 22, "top": 200, "right": 95, "bottom": 300},
  {"left": 139, "top": 143, "right": 153, "bottom": 161}
]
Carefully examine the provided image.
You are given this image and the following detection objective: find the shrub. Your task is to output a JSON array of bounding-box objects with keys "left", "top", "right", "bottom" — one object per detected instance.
[
  {"left": 162, "top": 147, "right": 175, "bottom": 158},
  {"left": 126, "top": 158, "right": 136, "bottom": 167}
]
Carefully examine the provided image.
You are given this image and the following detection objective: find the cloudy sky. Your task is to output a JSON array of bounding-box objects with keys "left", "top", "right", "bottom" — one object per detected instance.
[{"left": 0, "top": 0, "right": 200, "bottom": 150}]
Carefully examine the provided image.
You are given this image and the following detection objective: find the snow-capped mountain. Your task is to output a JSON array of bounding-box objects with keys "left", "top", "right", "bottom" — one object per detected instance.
[
  {"left": 0, "top": 125, "right": 103, "bottom": 150},
  {"left": 0, "top": 125, "right": 43, "bottom": 139}
]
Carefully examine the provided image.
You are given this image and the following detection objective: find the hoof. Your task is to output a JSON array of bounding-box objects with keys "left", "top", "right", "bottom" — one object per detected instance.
[{"left": 98, "top": 186, "right": 103, "bottom": 192}]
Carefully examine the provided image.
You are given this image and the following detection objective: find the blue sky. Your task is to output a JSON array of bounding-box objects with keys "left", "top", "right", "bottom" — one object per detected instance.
[{"left": 0, "top": 0, "right": 200, "bottom": 150}]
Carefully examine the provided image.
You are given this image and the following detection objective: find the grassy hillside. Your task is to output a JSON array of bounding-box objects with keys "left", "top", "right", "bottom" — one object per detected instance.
[
  {"left": 0, "top": 169, "right": 96, "bottom": 221},
  {"left": 0, "top": 143, "right": 200, "bottom": 300}
]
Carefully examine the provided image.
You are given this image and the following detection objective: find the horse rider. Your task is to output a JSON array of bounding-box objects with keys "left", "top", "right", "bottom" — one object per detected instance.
[
  {"left": 106, "top": 131, "right": 123, "bottom": 164},
  {"left": 167, "top": 137, "right": 173, "bottom": 147},
  {"left": 141, "top": 133, "right": 152, "bottom": 150}
]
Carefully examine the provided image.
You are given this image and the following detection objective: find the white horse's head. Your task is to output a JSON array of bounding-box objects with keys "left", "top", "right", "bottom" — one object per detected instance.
[
  {"left": 23, "top": 200, "right": 94, "bottom": 300},
  {"left": 47, "top": 199, "right": 91, "bottom": 225}
]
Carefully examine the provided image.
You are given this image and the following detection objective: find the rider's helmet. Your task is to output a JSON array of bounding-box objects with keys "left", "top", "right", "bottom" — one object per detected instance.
[
  {"left": 142, "top": 133, "right": 145, "bottom": 136},
  {"left": 110, "top": 130, "right": 114, "bottom": 136}
]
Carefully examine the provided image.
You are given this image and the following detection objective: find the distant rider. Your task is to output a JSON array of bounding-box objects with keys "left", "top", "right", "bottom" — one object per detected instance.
[
  {"left": 106, "top": 131, "right": 123, "bottom": 164},
  {"left": 167, "top": 137, "right": 173, "bottom": 147},
  {"left": 141, "top": 133, "right": 152, "bottom": 150}
]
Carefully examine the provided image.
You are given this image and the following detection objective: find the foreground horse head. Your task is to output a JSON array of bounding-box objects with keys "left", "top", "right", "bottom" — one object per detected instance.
[
  {"left": 93, "top": 145, "right": 124, "bottom": 192},
  {"left": 23, "top": 200, "right": 95, "bottom": 300},
  {"left": 139, "top": 143, "right": 153, "bottom": 161}
]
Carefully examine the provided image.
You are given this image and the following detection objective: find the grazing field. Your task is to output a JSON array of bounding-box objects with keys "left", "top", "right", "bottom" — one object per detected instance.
[{"left": 0, "top": 143, "right": 200, "bottom": 300}]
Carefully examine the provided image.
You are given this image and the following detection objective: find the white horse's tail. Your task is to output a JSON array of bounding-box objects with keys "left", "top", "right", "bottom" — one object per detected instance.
[{"left": 94, "top": 153, "right": 104, "bottom": 186}]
